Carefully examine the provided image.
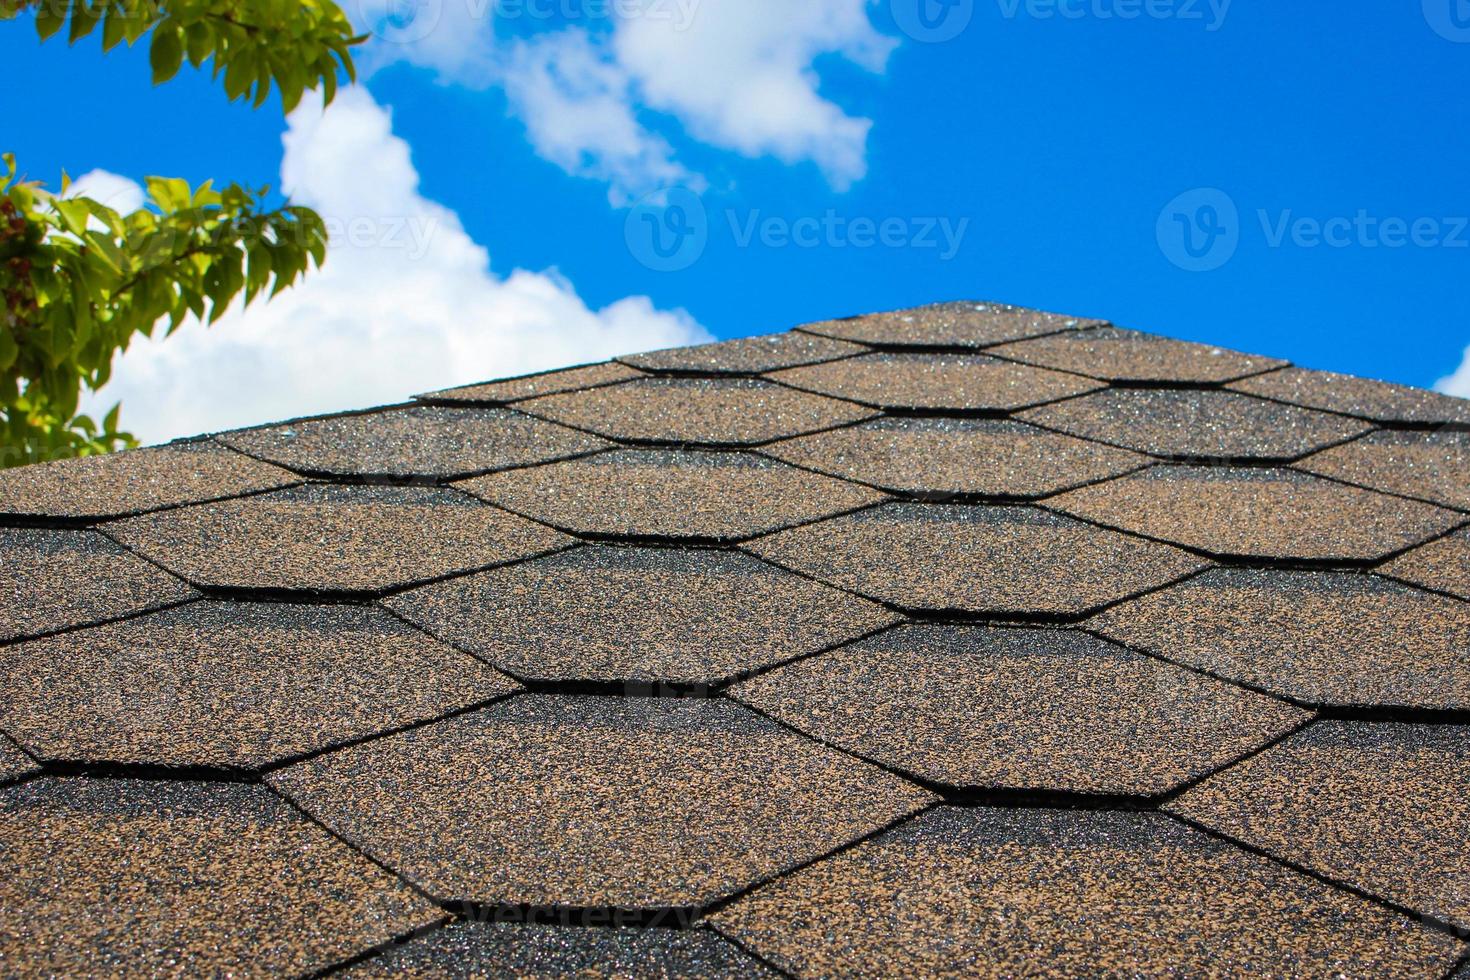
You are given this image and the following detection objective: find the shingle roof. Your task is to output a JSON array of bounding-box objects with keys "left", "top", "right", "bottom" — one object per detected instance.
[{"left": 1, "top": 300, "right": 1468, "bottom": 977}]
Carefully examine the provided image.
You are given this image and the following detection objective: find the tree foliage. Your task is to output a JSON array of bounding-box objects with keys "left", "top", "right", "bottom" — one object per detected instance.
[{"left": 1, "top": 0, "right": 361, "bottom": 465}]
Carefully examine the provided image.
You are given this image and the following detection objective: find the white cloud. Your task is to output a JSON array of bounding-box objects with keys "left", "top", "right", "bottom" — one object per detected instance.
[
  {"left": 81, "top": 86, "right": 709, "bottom": 445},
  {"left": 354, "top": 0, "right": 893, "bottom": 199},
  {"left": 1436, "top": 345, "right": 1470, "bottom": 398}
]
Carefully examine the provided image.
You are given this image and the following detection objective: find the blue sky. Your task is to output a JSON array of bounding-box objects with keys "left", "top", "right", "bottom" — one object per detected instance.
[{"left": 3, "top": 0, "right": 1469, "bottom": 441}]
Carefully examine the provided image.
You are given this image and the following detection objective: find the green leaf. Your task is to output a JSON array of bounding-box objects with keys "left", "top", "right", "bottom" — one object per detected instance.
[
  {"left": 35, "top": 2, "right": 66, "bottom": 39},
  {"left": 149, "top": 21, "right": 184, "bottom": 84}
]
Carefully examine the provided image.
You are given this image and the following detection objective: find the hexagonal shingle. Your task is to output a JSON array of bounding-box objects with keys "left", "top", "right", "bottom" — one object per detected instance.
[
  {"left": 347, "top": 923, "right": 780, "bottom": 978},
  {"left": 216, "top": 406, "right": 609, "bottom": 480},
  {"left": 620, "top": 332, "right": 864, "bottom": 374},
  {"left": 1299, "top": 429, "right": 1470, "bottom": 512},
  {"left": 422, "top": 361, "right": 644, "bottom": 405},
  {"left": 0, "top": 778, "right": 440, "bottom": 977},
  {"left": 458, "top": 450, "right": 882, "bottom": 543},
  {"left": 746, "top": 503, "right": 1208, "bottom": 617},
  {"left": 0, "top": 528, "right": 195, "bottom": 644},
  {"left": 764, "top": 418, "right": 1146, "bottom": 500},
  {"left": 1090, "top": 569, "right": 1470, "bottom": 711},
  {"left": 990, "top": 326, "right": 1287, "bottom": 384},
  {"left": 710, "top": 806, "right": 1462, "bottom": 978},
  {"left": 797, "top": 301, "right": 1098, "bottom": 349},
  {"left": 0, "top": 602, "right": 519, "bottom": 772},
  {"left": 270, "top": 695, "right": 935, "bottom": 911},
  {"left": 1231, "top": 366, "right": 1470, "bottom": 426},
  {"left": 1169, "top": 721, "right": 1470, "bottom": 932},
  {"left": 1020, "top": 389, "right": 1372, "bottom": 462},
  {"left": 518, "top": 377, "right": 873, "bottom": 446},
  {"left": 105, "top": 484, "right": 570, "bottom": 595},
  {"left": 388, "top": 546, "right": 897, "bottom": 688},
  {"left": 1381, "top": 528, "right": 1470, "bottom": 600},
  {"left": 0, "top": 735, "right": 37, "bottom": 785},
  {"left": 0, "top": 440, "right": 298, "bottom": 522},
  {"left": 769, "top": 352, "right": 1102, "bottom": 413},
  {"left": 730, "top": 625, "right": 1308, "bottom": 798},
  {"left": 1049, "top": 466, "right": 1461, "bottom": 563}
]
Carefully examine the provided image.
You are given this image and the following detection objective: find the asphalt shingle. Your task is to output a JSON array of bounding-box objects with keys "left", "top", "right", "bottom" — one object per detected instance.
[
  {"left": 0, "top": 602, "right": 519, "bottom": 772},
  {"left": 270, "top": 695, "right": 935, "bottom": 911},
  {"left": 711, "top": 806, "right": 1463, "bottom": 977},
  {"left": 216, "top": 405, "right": 610, "bottom": 480},
  {"left": 1381, "top": 528, "right": 1470, "bottom": 600},
  {"left": 1169, "top": 721, "right": 1470, "bottom": 931},
  {"left": 621, "top": 332, "right": 864, "bottom": 374},
  {"left": 990, "top": 327, "right": 1288, "bottom": 384},
  {"left": 0, "top": 735, "right": 37, "bottom": 785},
  {"left": 422, "top": 361, "right": 644, "bottom": 405},
  {"left": 1230, "top": 366, "right": 1470, "bottom": 425},
  {"left": 747, "top": 502, "right": 1209, "bottom": 617},
  {"left": 1298, "top": 428, "right": 1470, "bottom": 511},
  {"left": 104, "top": 483, "right": 571, "bottom": 595},
  {"left": 796, "top": 301, "right": 1098, "bottom": 348},
  {"left": 387, "top": 545, "right": 897, "bottom": 688}
]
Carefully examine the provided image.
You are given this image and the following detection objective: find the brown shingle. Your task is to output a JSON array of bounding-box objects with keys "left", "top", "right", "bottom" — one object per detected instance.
[
  {"left": 1089, "top": 569, "right": 1470, "bottom": 710},
  {"left": 991, "top": 326, "right": 1287, "bottom": 384},
  {"left": 797, "top": 301, "right": 1098, "bottom": 348},
  {"left": 458, "top": 449, "right": 882, "bottom": 543},
  {"left": 1381, "top": 528, "right": 1470, "bottom": 600},
  {"left": 746, "top": 502, "right": 1208, "bottom": 617},
  {"left": 769, "top": 352, "right": 1101, "bottom": 412},
  {"left": 1299, "top": 429, "right": 1470, "bottom": 511},
  {"left": 730, "top": 624, "right": 1308, "bottom": 798},
  {"left": 1020, "top": 388, "right": 1372, "bottom": 461},
  {"left": 422, "top": 361, "right": 643, "bottom": 404},
  {"left": 0, "top": 528, "right": 195, "bottom": 644},
  {"left": 0, "top": 440, "right": 298, "bottom": 522},
  {"left": 0, "top": 602, "right": 519, "bottom": 772},
  {"left": 0, "top": 778, "right": 440, "bottom": 977},
  {"left": 105, "top": 484, "right": 571, "bottom": 595},
  {"left": 0, "top": 735, "right": 37, "bottom": 785},
  {"left": 1169, "top": 721, "right": 1470, "bottom": 931},
  {"left": 519, "top": 377, "right": 874, "bottom": 446},
  {"left": 764, "top": 417, "right": 1146, "bottom": 499},
  {"left": 1230, "top": 366, "right": 1470, "bottom": 425},
  {"left": 621, "top": 332, "right": 864, "bottom": 374},
  {"left": 216, "top": 406, "right": 610, "bottom": 480},
  {"left": 710, "top": 806, "right": 1462, "bottom": 977},
  {"left": 346, "top": 923, "right": 780, "bottom": 978},
  {"left": 387, "top": 546, "right": 896, "bottom": 688},
  {"left": 1049, "top": 465, "right": 1462, "bottom": 562},
  {"left": 271, "top": 695, "right": 935, "bottom": 911}
]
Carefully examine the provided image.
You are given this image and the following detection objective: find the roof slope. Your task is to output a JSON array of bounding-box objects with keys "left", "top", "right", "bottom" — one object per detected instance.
[{"left": 1, "top": 300, "right": 1468, "bottom": 977}]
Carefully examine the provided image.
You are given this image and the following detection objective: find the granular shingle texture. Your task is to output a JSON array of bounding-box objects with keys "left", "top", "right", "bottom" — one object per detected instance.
[
  {"left": 271, "top": 695, "right": 935, "bottom": 910},
  {"left": 0, "top": 602, "right": 519, "bottom": 771},
  {"left": 423, "top": 361, "right": 645, "bottom": 404},
  {"left": 1381, "top": 528, "right": 1470, "bottom": 600},
  {"left": 0, "top": 440, "right": 298, "bottom": 521},
  {"left": 105, "top": 483, "right": 570, "bottom": 594},
  {"left": 621, "top": 332, "right": 864, "bottom": 374},
  {"left": 710, "top": 806, "right": 1462, "bottom": 978},
  {"left": 0, "top": 527, "right": 195, "bottom": 643},
  {"left": 459, "top": 449, "right": 882, "bottom": 543},
  {"left": 217, "top": 405, "right": 610, "bottom": 480},
  {"left": 0, "top": 735, "right": 36, "bottom": 785},
  {"left": 388, "top": 546, "right": 897, "bottom": 687},
  {"left": 991, "top": 326, "right": 1288, "bottom": 384},
  {"left": 1170, "top": 722, "right": 1470, "bottom": 931},
  {"left": 747, "top": 502, "right": 1208, "bottom": 617},
  {"left": 519, "top": 377, "right": 873, "bottom": 446},
  {"left": 765, "top": 417, "right": 1146, "bottom": 499},
  {"left": 348, "top": 923, "right": 780, "bottom": 978},
  {"left": 730, "top": 625, "right": 1308, "bottom": 798},
  {"left": 1020, "top": 388, "right": 1372, "bottom": 461},
  {"left": 1089, "top": 569, "right": 1470, "bottom": 710},
  {"left": 770, "top": 352, "right": 1102, "bottom": 412},
  {"left": 1050, "top": 465, "right": 1462, "bottom": 562},
  {"left": 0, "top": 778, "right": 440, "bottom": 977},
  {"left": 1299, "top": 428, "right": 1470, "bottom": 511},
  {"left": 797, "top": 301, "right": 1098, "bottom": 348},
  {"left": 1231, "top": 365, "right": 1470, "bottom": 425}
]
